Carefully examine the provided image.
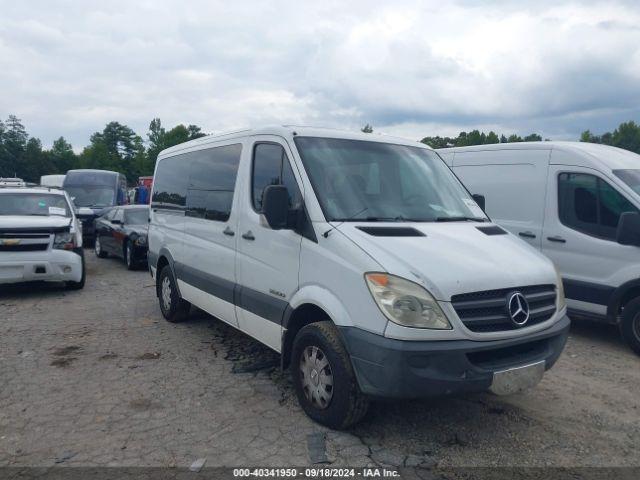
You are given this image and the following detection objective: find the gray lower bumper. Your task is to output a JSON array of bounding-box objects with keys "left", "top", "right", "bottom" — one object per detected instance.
[{"left": 338, "top": 315, "right": 570, "bottom": 399}]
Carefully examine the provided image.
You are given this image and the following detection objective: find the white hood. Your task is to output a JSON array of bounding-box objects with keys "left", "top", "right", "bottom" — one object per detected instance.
[
  {"left": 0, "top": 215, "right": 72, "bottom": 230},
  {"left": 337, "top": 222, "right": 556, "bottom": 301}
]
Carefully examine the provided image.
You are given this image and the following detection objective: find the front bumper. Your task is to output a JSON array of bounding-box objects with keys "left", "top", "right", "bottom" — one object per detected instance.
[
  {"left": 339, "top": 315, "right": 570, "bottom": 399},
  {"left": 0, "top": 249, "right": 83, "bottom": 284}
]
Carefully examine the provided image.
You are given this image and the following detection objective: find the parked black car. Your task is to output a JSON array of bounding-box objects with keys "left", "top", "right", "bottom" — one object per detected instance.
[{"left": 94, "top": 205, "right": 149, "bottom": 269}]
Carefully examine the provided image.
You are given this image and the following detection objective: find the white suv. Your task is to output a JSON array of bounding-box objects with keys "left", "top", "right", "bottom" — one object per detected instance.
[
  {"left": 0, "top": 186, "right": 85, "bottom": 289},
  {"left": 148, "top": 126, "right": 569, "bottom": 429}
]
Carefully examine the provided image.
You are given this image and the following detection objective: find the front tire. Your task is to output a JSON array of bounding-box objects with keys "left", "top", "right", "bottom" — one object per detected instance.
[
  {"left": 620, "top": 297, "right": 640, "bottom": 356},
  {"left": 291, "top": 321, "right": 369, "bottom": 429},
  {"left": 65, "top": 249, "right": 86, "bottom": 290},
  {"left": 95, "top": 236, "right": 107, "bottom": 258},
  {"left": 157, "top": 265, "right": 190, "bottom": 323},
  {"left": 124, "top": 241, "right": 135, "bottom": 270}
]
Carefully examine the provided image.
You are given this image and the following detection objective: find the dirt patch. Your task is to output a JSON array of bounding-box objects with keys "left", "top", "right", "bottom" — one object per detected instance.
[
  {"left": 136, "top": 352, "right": 160, "bottom": 360},
  {"left": 129, "top": 398, "right": 153, "bottom": 410},
  {"left": 99, "top": 352, "right": 118, "bottom": 360},
  {"left": 50, "top": 357, "right": 77, "bottom": 368},
  {"left": 52, "top": 346, "right": 82, "bottom": 356}
]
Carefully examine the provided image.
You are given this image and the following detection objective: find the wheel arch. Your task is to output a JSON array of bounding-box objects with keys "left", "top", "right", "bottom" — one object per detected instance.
[
  {"left": 280, "top": 286, "right": 354, "bottom": 370},
  {"left": 155, "top": 248, "right": 180, "bottom": 298},
  {"left": 608, "top": 278, "right": 640, "bottom": 322}
]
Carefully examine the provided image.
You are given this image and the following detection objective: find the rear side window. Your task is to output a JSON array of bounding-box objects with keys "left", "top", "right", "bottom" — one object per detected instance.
[
  {"left": 186, "top": 144, "right": 242, "bottom": 222},
  {"left": 152, "top": 156, "right": 188, "bottom": 208},
  {"left": 252, "top": 143, "right": 301, "bottom": 212},
  {"left": 558, "top": 172, "right": 638, "bottom": 240}
]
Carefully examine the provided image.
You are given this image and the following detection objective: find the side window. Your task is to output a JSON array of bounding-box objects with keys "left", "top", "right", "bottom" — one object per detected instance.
[
  {"left": 105, "top": 209, "right": 116, "bottom": 221},
  {"left": 558, "top": 172, "right": 638, "bottom": 240},
  {"left": 113, "top": 209, "right": 124, "bottom": 223},
  {"left": 151, "top": 155, "right": 189, "bottom": 208},
  {"left": 186, "top": 144, "right": 242, "bottom": 222},
  {"left": 252, "top": 143, "right": 301, "bottom": 212}
]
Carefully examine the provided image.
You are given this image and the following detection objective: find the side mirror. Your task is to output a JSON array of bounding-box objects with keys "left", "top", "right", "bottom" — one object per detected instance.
[
  {"left": 472, "top": 194, "right": 486, "bottom": 211},
  {"left": 262, "top": 185, "right": 290, "bottom": 230},
  {"left": 617, "top": 212, "right": 640, "bottom": 247},
  {"left": 112, "top": 219, "right": 122, "bottom": 225}
]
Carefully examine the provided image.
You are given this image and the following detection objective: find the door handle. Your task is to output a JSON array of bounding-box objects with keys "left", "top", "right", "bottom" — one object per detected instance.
[
  {"left": 223, "top": 226, "right": 235, "bottom": 236},
  {"left": 519, "top": 231, "right": 536, "bottom": 239},
  {"left": 547, "top": 236, "right": 566, "bottom": 243},
  {"left": 241, "top": 231, "right": 255, "bottom": 241}
]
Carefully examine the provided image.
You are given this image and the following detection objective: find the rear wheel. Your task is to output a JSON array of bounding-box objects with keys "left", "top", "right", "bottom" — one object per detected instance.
[
  {"left": 291, "top": 321, "right": 368, "bottom": 429},
  {"left": 620, "top": 297, "right": 640, "bottom": 356},
  {"left": 157, "top": 265, "right": 190, "bottom": 323},
  {"left": 94, "top": 236, "right": 107, "bottom": 258}
]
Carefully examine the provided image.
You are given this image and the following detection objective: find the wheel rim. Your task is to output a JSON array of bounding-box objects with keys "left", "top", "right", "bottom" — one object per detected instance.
[
  {"left": 126, "top": 244, "right": 132, "bottom": 266},
  {"left": 161, "top": 276, "right": 172, "bottom": 311},
  {"left": 299, "top": 345, "right": 334, "bottom": 409},
  {"left": 95, "top": 237, "right": 101, "bottom": 255}
]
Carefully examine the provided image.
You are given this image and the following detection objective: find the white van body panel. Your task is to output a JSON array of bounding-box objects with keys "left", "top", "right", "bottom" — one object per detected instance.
[{"left": 441, "top": 141, "right": 640, "bottom": 321}]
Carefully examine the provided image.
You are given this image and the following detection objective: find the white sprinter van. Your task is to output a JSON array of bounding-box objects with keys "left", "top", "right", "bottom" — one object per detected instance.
[
  {"left": 439, "top": 142, "right": 640, "bottom": 355},
  {"left": 148, "top": 127, "right": 569, "bottom": 428}
]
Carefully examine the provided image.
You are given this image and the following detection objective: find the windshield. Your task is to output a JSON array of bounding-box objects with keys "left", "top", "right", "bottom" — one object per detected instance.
[
  {"left": 294, "top": 137, "right": 487, "bottom": 222},
  {"left": 0, "top": 193, "right": 71, "bottom": 217},
  {"left": 125, "top": 208, "right": 149, "bottom": 225},
  {"left": 614, "top": 169, "right": 640, "bottom": 195},
  {"left": 65, "top": 186, "right": 114, "bottom": 207}
]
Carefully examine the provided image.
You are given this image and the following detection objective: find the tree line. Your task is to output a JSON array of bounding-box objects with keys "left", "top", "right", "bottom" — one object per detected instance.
[
  {"left": 2, "top": 114, "right": 639, "bottom": 185},
  {"left": 0, "top": 115, "right": 205, "bottom": 184}
]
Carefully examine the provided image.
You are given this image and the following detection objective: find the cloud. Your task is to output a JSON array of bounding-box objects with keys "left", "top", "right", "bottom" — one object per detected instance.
[{"left": 0, "top": 0, "right": 639, "bottom": 148}]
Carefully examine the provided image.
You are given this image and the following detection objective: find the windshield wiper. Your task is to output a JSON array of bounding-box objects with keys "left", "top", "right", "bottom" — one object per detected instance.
[{"left": 435, "top": 216, "right": 486, "bottom": 222}]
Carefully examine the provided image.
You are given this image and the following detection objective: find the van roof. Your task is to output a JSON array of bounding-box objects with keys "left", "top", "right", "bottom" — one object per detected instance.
[
  {"left": 439, "top": 141, "right": 640, "bottom": 171},
  {"left": 158, "top": 125, "right": 431, "bottom": 158},
  {"left": 66, "top": 169, "right": 119, "bottom": 175}
]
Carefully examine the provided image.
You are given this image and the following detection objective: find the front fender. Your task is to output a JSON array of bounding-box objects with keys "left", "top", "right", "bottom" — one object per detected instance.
[{"left": 288, "top": 284, "right": 354, "bottom": 328}]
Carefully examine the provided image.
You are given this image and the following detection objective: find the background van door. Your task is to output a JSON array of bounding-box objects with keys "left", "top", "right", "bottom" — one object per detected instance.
[
  {"left": 234, "top": 138, "right": 304, "bottom": 352},
  {"left": 542, "top": 162, "right": 640, "bottom": 317},
  {"left": 452, "top": 148, "right": 551, "bottom": 249}
]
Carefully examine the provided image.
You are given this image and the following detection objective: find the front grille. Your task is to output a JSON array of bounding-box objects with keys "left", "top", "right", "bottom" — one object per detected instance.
[
  {"left": 0, "top": 243, "right": 48, "bottom": 252},
  {"left": 451, "top": 284, "right": 557, "bottom": 333}
]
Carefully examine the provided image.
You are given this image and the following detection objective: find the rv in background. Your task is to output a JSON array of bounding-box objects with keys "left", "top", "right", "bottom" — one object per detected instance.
[
  {"left": 0, "top": 177, "right": 26, "bottom": 187},
  {"left": 63, "top": 169, "right": 128, "bottom": 242},
  {"left": 440, "top": 142, "right": 640, "bottom": 355},
  {"left": 40, "top": 174, "right": 66, "bottom": 188}
]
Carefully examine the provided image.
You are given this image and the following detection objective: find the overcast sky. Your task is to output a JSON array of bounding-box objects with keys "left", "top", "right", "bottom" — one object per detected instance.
[{"left": 1, "top": 0, "right": 639, "bottom": 149}]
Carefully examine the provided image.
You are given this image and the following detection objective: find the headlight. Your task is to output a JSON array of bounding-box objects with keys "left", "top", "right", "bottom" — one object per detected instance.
[
  {"left": 135, "top": 235, "right": 147, "bottom": 246},
  {"left": 53, "top": 232, "right": 76, "bottom": 250},
  {"left": 365, "top": 273, "right": 452, "bottom": 329},
  {"left": 554, "top": 265, "right": 566, "bottom": 311}
]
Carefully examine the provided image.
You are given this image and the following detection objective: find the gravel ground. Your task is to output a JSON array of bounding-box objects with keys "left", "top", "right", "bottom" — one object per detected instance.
[{"left": 1, "top": 251, "right": 639, "bottom": 474}]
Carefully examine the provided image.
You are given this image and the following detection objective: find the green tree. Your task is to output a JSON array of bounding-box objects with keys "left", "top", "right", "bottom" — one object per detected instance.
[
  {"left": 361, "top": 124, "right": 373, "bottom": 133},
  {"left": 49, "top": 137, "right": 78, "bottom": 173},
  {"left": 612, "top": 121, "right": 640, "bottom": 153},
  {"left": 523, "top": 133, "right": 542, "bottom": 142},
  {"left": 485, "top": 131, "right": 500, "bottom": 144}
]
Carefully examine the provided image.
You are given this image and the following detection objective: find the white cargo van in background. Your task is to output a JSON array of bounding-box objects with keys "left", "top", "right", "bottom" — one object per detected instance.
[
  {"left": 40, "top": 174, "right": 66, "bottom": 189},
  {"left": 440, "top": 142, "right": 640, "bottom": 355},
  {"left": 148, "top": 126, "right": 569, "bottom": 428}
]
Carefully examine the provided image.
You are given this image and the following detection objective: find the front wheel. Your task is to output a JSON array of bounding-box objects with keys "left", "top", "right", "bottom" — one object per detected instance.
[
  {"left": 124, "top": 241, "right": 135, "bottom": 270},
  {"left": 95, "top": 236, "right": 107, "bottom": 258},
  {"left": 157, "top": 265, "right": 190, "bottom": 323},
  {"left": 291, "top": 321, "right": 369, "bottom": 429},
  {"left": 65, "top": 249, "right": 86, "bottom": 290},
  {"left": 620, "top": 297, "right": 640, "bottom": 356}
]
